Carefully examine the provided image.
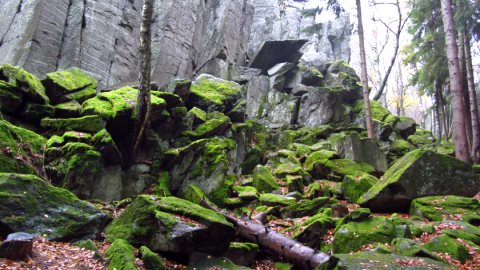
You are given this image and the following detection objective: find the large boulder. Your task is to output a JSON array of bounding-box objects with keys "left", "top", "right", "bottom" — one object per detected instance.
[
  {"left": 0, "top": 120, "right": 46, "bottom": 175},
  {"left": 0, "top": 64, "right": 49, "bottom": 104},
  {"left": 188, "top": 74, "right": 242, "bottom": 113},
  {"left": 105, "top": 195, "right": 235, "bottom": 255},
  {"left": 164, "top": 138, "right": 238, "bottom": 204},
  {"left": 43, "top": 68, "right": 97, "bottom": 105},
  {"left": 297, "top": 87, "right": 346, "bottom": 127},
  {"left": 0, "top": 173, "right": 110, "bottom": 240},
  {"left": 358, "top": 150, "right": 478, "bottom": 212},
  {"left": 410, "top": 196, "right": 480, "bottom": 223}
]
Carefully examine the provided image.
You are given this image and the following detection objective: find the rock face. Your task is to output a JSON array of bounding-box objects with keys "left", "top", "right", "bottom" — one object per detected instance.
[
  {"left": 358, "top": 150, "right": 479, "bottom": 212},
  {"left": 0, "top": 0, "right": 351, "bottom": 89},
  {"left": 0, "top": 0, "right": 254, "bottom": 87}
]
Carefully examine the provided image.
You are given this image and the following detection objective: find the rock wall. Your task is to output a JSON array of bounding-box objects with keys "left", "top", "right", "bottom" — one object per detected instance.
[
  {"left": 0, "top": 0, "right": 351, "bottom": 88},
  {"left": 0, "top": 0, "right": 254, "bottom": 87},
  {"left": 247, "top": 0, "right": 352, "bottom": 66}
]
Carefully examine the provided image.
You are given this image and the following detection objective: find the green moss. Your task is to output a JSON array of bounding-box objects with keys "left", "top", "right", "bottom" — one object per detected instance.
[
  {"left": 390, "top": 139, "right": 414, "bottom": 154},
  {"left": 140, "top": 246, "right": 167, "bottom": 270},
  {"left": 290, "top": 213, "right": 334, "bottom": 247},
  {"left": 41, "top": 115, "right": 105, "bottom": 133},
  {"left": 408, "top": 128, "right": 436, "bottom": 146},
  {"left": 0, "top": 120, "right": 46, "bottom": 174},
  {"left": 105, "top": 239, "right": 136, "bottom": 270},
  {"left": 241, "top": 146, "right": 264, "bottom": 174},
  {"left": 423, "top": 234, "right": 471, "bottom": 262},
  {"left": 54, "top": 101, "right": 81, "bottom": 114},
  {"left": 333, "top": 216, "right": 396, "bottom": 253},
  {"left": 281, "top": 197, "right": 334, "bottom": 218},
  {"left": 228, "top": 242, "right": 259, "bottom": 253},
  {"left": 304, "top": 150, "right": 336, "bottom": 171},
  {"left": 232, "top": 185, "right": 259, "bottom": 200},
  {"left": 186, "top": 112, "right": 231, "bottom": 138},
  {"left": 0, "top": 173, "right": 109, "bottom": 240},
  {"left": 326, "top": 252, "right": 453, "bottom": 270},
  {"left": 81, "top": 86, "right": 166, "bottom": 119},
  {"left": 342, "top": 173, "right": 378, "bottom": 203},
  {"left": 0, "top": 64, "right": 49, "bottom": 103},
  {"left": 46, "top": 68, "right": 97, "bottom": 92},
  {"left": 188, "top": 107, "right": 207, "bottom": 122},
  {"left": 410, "top": 196, "right": 480, "bottom": 222},
  {"left": 443, "top": 230, "right": 480, "bottom": 245},
  {"left": 190, "top": 74, "right": 241, "bottom": 111},
  {"left": 155, "top": 172, "right": 171, "bottom": 197},
  {"left": 252, "top": 165, "right": 280, "bottom": 193},
  {"left": 300, "top": 7, "right": 319, "bottom": 17},
  {"left": 323, "top": 159, "right": 375, "bottom": 177},
  {"left": 259, "top": 193, "right": 296, "bottom": 206},
  {"left": 353, "top": 100, "right": 392, "bottom": 122}
]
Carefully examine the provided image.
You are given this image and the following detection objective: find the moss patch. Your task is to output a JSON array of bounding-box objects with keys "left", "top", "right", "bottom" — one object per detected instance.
[
  {"left": 0, "top": 64, "right": 49, "bottom": 103},
  {"left": 41, "top": 115, "right": 105, "bottom": 133},
  {"left": 105, "top": 239, "right": 136, "bottom": 270},
  {"left": 253, "top": 165, "right": 280, "bottom": 193}
]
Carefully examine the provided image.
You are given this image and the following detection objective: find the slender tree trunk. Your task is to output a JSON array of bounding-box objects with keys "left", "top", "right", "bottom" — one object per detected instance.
[
  {"left": 442, "top": 85, "right": 451, "bottom": 141},
  {"left": 464, "top": 33, "right": 480, "bottom": 162},
  {"left": 397, "top": 59, "right": 406, "bottom": 116},
  {"left": 356, "top": 0, "right": 375, "bottom": 139},
  {"left": 458, "top": 30, "right": 473, "bottom": 150},
  {"left": 128, "top": 0, "right": 154, "bottom": 165},
  {"left": 434, "top": 80, "right": 444, "bottom": 141},
  {"left": 440, "top": 0, "right": 471, "bottom": 163}
]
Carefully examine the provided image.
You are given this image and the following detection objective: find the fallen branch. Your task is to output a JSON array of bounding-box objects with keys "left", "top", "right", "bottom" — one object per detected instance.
[{"left": 200, "top": 199, "right": 330, "bottom": 269}]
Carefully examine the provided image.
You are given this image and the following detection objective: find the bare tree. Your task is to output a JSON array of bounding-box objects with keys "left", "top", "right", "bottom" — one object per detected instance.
[
  {"left": 372, "top": 0, "right": 412, "bottom": 101},
  {"left": 440, "top": 0, "right": 471, "bottom": 163},
  {"left": 356, "top": 0, "right": 375, "bottom": 139},
  {"left": 128, "top": 0, "right": 154, "bottom": 165}
]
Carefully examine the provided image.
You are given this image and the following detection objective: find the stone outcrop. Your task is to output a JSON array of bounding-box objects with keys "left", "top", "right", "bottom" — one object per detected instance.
[{"left": 0, "top": 0, "right": 254, "bottom": 87}]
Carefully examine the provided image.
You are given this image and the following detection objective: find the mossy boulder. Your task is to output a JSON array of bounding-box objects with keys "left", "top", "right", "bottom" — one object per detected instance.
[
  {"left": 408, "top": 128, "right": 436, "bottom": 147},
  {"left": 389, "top": 139, "right": 414, "bottom": 156},
  {"left": 0, "top": 173, "right": 110, "bottom": 240},
  {"left": 259, "top": 193, "right": 296, "bottom": 206},
  {"left": 410, "top": 196, "right": 480, "bottom": 223},
  {"left": 308, "top": 158, "right": 375, "bottom": 181},
  {"left": 165, "top": 138, "right": 237, "bottom": 205},
  {"left": 0, "top": 120, "right": 46, "bottom": 175},
  {"left": 185, "top": 112, "right": 232, "bottom": 139},
  {"left": 423, "top": 234, "right": 471, "bottom": 262},
  {"left": 20, "top": 103, "right": 54, "bottom": 122},
  {"left": 395, "top": 116, "right": 417, "bottom": 139},
  {"left": 140, "top": 246, "right": 167, "bottom": 270},
  {"left": 290, "top": 213, "right": 334, "bottom": 249},
  {"left": 320, "top": 252, "right": 453, "bottom": 270},
  {"left": 41, "top": 115, "right": 106, "bottom": 133},
  {"left": 253, "top": 165, "right": 280, "bottom": 193},
  {"left": 280, "top": 197, "right": 335, "bottom": 218},
  {"left": 81, "top": 86, "right": 166, "bottom": 120},
  {"left": 391, "top": 238, "right": 437, "bottom": 259},
  {"left": 105, "top": 239, "right": 136, "bottom": 270},
  {"left": 324, "top": 60, "right": 362, "bottom": 103},
  {"left": 187, "top": 107, "right": 208, "bottom": 126},
  {"left": 342, "top": 173, "right": 379, "bottom": 203},
  {"left": 189, "top": 74, "right": 242, "bottom": 112},
  {"left": 304, "top": 150, "right": 336, "bottom": 171},
  {"left": 0, "top": 64, "right": 49, "bottom": 104},
  {"left": 358, "top": 150, "right": 478, "bottom": 212},
  {"left": 333, "top": 216, "right": 396, "bottom": 253},
  {"left": 353, "top": 100, "right": 391, "bottom": 122},
  {"left": 54, "top": 100, "right": 82, "bottom": 118},
  {"left": 105, "top": 195, "right": 234, "bottom": 255},
  {"left": 43, "top": 68, "right": 97, "bottom": 104},
  {"left": 232, "top": 185, "right": 259, "bottom": 201},
  {"left": 223, "top": 242, "right": 259, "bottom": 266}
]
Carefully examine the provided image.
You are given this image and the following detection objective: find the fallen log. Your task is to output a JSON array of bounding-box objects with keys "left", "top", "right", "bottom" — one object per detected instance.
[{"left": 200, "top": 199, "right": 330, "bottom": 269}]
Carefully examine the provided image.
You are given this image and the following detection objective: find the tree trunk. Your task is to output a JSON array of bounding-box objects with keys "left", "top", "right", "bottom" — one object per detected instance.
[
  {"left": 356, "top": 0, "right": 375, "bottom": 139},
  {"left": 434, "top": 80, "right": 444, "bottom": 140},
  {"left": 200, "top": 200, "right": 330, "bottom": 269},
  {"left": 464, "top": 33, "right": 480, "bottom": 162},
  {"left": 127, "top": 0, "right": 154, "bottom": 166},
  {"left": 397, "top": 59, "right": 406, "bottom": 116},
  {"left": 458, "top": 30, "right": 473, "bottom": 151},
  {"left": 440, "top": 0, "right": 471, "bottom": 163}
]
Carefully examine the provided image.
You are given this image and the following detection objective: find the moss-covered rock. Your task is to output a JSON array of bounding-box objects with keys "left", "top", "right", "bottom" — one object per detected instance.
[
  {"left": 232, "top": 185, "right": 259, "bottom": 201},
  {"left": 0, "top": 64, "right": 49, "bottom": 104},
  {"left": 92, "top": 129, "right": 122, "bottom": 165},
  {"left": 73, "top": 239, "right": 103, "bottom": 260},
  {"left": 333, "top": 216, "right": 396, "bottom": 253},
  {"left": 304, "top": 150, "right": 336, "bottom": 171},
  {"left": 20, "top": 103, "right": 54, "bottom": 122},
  {"left": 41, "top": 115, "right": 106, "bottom": 133},
  {"left": 105, "top": 239, "right": 136, "bottom": 270},
  {"left": 105, "top": 195, "right": 234, "bottom": 255},
  {"left": 187, "top": 107, "right": 208, "bottom": 126},
  {"left": 54, "top": 100, "right": 82, "bottom": 118},
  {"left": 0, "top": 120, "right": 46, "bottom": 175},
  {"left": 391, "top": 238, "right": 437, "bottom": 259},
  {"left": 140, "top": 246, "right": 167, "bottom": 270},
  {"left": 81, "top": 86, "right": 166, "bottom": 120},
  {"left": 290, "top": 213, "right": 334, "bottom": 249},
  {"left": 353, "top": 100, "right": 391, "bottom": 122},
  {"left": 358, "top": 150, "right": 478, "bottom": 212},
  {"left": 395, "top": 116, "right": 417, "bottom": 139},
  {"left": 389, "top": 139, "right": 414, "bottom": 156},
  {"left": 320, "top": 252, "right": 453, "bottom": 270},
  {"left": 185, "top": 112, "right": 231, "bottom": 138},
  {"left": 304, "top": 180, "right": 342, "bottom": 198},
  {"left": 189, "top": 74, "right": 242, "bottom": 112},
  {"left": 223, "top": 242, "right": 259, "bottom": 266},
  {"left": 252, "top": 165, "right": 280, "bottom": 193},
  {"left": 259, "top": 193, "right": 296, "bottom": 206},
  {"left": 43, "top": 68, "right": 97, "bottom": 104},
  {"left": 166, "top": 138, "right": 236, "bottom": 205},
  {"left": 423, "top": 234, "right": 471, "bottom": 262},
  {"left": 0, "top": 173, "right": 110, "bottom": 240},
  {"left": 342, "top": 173, "right": 378, "bottom": 203},
  {"left": 410, "top": 196, "right": 480, "bottom": 223},
  {"left": 188, "top": 253, "right": 251, "bottom": 270},
  {"left": 0, "top": 81, "right": 23, "bottom": 114},
  {"left": 280, "top": 197, "right": 335, "bottom": 218},
  {"left": 408, "top": 128, "right": 436, "bottom": 147}
]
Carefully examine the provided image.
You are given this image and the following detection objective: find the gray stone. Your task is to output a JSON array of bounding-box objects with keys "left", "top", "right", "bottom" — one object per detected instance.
[
  {"left": 91, "top": 165, "right": 123, "bottom": 201},
  {"left": 267, "top": 62, "right": 295, "bottom": 76},
  {"left": 358, "top": 150, "right": 479, "bottom": 212},
  {"left": 248, "top": 40, "right": 308, "bottom": 74},
  {"left": 297, "top": 87, "right": 345, "bottom": 127},
  {"left": 334, "top": 132, "right": 388, "bottom": 173}
]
